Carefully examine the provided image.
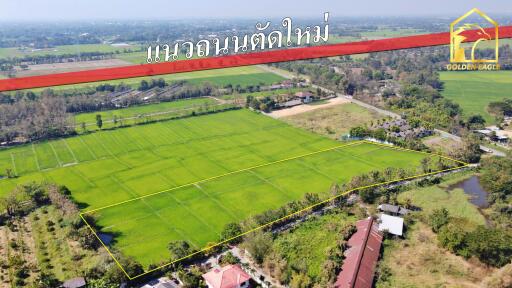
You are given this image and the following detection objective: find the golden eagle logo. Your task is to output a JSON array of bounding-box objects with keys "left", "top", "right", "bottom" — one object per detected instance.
[{"left": 450, "top": 8, "right": 498, "bottom": 63}]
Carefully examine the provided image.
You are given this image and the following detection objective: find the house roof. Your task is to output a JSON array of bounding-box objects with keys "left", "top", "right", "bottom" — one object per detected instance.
[
  {"left": 141, "top": 277, "right": 180, "bottom": 288},
  {"left": 378, "top": 204, "right": 410, "bottom": 215},
  {"left": 378, "top": 214, "right": 404, "bottom": 236},
  {"left": 335, "top": 217, "right": 383, "bottom": 288},
  {"left": 295, "top": 91, "right": 313, "bottom": 98},
  {"left": 62, "top": 277, "right": 86, "bottom": 288},
  {"left": 202, "top": 265, "right": 251, "bottom": 288},
  {"left": 378, "top": 204, "right": 399, "bottom": 213}
]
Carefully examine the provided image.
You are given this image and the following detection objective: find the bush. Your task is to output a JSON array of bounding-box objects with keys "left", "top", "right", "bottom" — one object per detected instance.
[
  {"left": 220, "top": 252, "right": 240, "bottom": 265},
  {"left": 428, "top": 208, "right": 449, "bottom": 233},
  {"left": 14, "top": 266, "right": 30, "bottom": 279}
]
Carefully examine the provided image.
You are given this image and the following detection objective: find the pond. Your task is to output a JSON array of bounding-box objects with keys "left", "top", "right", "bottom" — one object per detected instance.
[
  {"left": 98, "top": 233, "right": 114, "bottom": 245},
  {"left": 447, "top": 175, "right": 489, "bottom": 209}
]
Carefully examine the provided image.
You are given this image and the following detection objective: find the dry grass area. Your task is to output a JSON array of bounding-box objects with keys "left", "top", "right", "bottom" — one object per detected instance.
[
  {"left": 423, "top": 135, "right": 462, "bottom": 155},
  {"left": 282, "top": 102, "right": 381, "bottom": 139},
  {"left": 0, "top": 226, "right": 9, "bottom": 288},
  {"left": 15, "top": 59, "right": 131, "bottom": 77},
  {"left": 269, "top": 97, "right": 351, "bottom": 118},
  {"left": 376, "top": 222, "right": 495, "bottom": 288}
]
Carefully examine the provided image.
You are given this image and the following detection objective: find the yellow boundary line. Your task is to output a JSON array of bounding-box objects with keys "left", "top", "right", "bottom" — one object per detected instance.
[
  {"left": 80, "top": 140, "right": 470, "bottom": 279},
  {"left": 82, "top": 141, "right": 361, "bottom": 214}
]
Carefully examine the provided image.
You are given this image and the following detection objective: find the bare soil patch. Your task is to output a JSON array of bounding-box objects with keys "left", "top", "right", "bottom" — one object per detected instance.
[{"left": 269, "top": 97, "right": 350, "bottom": 118}]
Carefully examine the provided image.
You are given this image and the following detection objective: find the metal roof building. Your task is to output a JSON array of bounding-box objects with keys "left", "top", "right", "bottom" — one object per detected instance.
[
  {"left": 378, "top": 214, "right": 404, "bottom": 236},
  {"left": 335, "top": 217, "right": 384, "bottom": 288}
]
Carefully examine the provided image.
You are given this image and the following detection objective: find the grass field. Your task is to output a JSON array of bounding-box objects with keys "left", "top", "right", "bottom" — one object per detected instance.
[
  {"left": 218, "top": 87, "right": 304, "bottom": 101},
  {"left": 74, "top": 97, "right": 218, "bottom": 125},
  {"left": 377, "top": 172, "right": 492, "bottom": 287},
  {"left": 440, "top": 71, "right": 512, "bottom": 123},
  {"left": 283, "top": 103, "right": 382, "bottom": 139},
  {"left": 88, "top": 139, "right": 442, "bottom": 271},
  {"left": 398, "top": 173, "right": 486, "bottom": 225},
  {"left": 376, "top": 222, "right": 492, "bottom": 288},
  {"left": 0, "top": 109, "right": 458, "bottom": 273},
  {"left": 0, "top": 44, "right": 138, "bottom": 59},
  {"left": 28, "top": 66, "right": 283, "bottom": 93}
]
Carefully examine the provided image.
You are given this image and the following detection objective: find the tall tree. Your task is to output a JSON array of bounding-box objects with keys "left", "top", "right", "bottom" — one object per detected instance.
[{"left": 96, "top": 114, "right": 103, "bottom": 129}]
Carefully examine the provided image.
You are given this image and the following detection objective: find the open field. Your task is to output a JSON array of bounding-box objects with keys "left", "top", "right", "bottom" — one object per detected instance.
[
  {"left": 269, "top": 97, "right": 351, "bottom": 118},
  {"left": 376, "top": 222, "right": 494, "bottom": 288},
  {"left": 89, "top": 140, "right": 441, "bottom": 271},
  {"left": 0, "top": 109, "right": 459, "bottom": 273},
  {"left": 0, "top": 43, "right": 138, "bottom": 59},
  {"left": 14, "top": 59, "right": 132, "bottom": 77},
  {"left": 27, "top": 66, "right": 283, "bottom": 93},
  {"left": 282, "top": 102, "right": 382, "bottom": 139},
  {"left": 397, "top": 173, "right": 486, "bottom": 225},
  {"left": 218, "top": 87, "right": 305, "bottom": 101},
  {"left": 440, "top": 71, "right": 512, "bottom": 123},
  {"left": 73, "top": 97, "right": 218, "bottom": 126},
  {"left": 378, "top": 173, "right": 493, "bottom": 287},
  {"left": 359, "top": 28, "right": 427, "bottom": 39}
]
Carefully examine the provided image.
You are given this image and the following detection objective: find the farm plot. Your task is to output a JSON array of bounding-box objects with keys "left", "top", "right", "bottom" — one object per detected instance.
[
  {"left": 85, "top": 138, "right": 461, "bottom": 275},
  {"left": 440, "top": 71, "right": 512, "bottom": 123},
  {"left": 73, "top": 97, "right": 218, "bottom": 126},
  {"left": 0, "top": 109, "right": 462, "bottom": 276},
  {"left": 27, "top": 65, "right": 283, "bottom": 93}
]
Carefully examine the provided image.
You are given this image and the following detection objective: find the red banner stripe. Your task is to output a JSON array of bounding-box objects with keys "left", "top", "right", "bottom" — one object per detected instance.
[{"left": 1, "top": 26, "right": 511, "bottom": 92}]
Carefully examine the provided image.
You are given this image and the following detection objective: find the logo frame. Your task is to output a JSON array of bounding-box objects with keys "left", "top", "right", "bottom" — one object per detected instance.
[{"left": 450, "top": 8, "right": 499, "bottom": 64}]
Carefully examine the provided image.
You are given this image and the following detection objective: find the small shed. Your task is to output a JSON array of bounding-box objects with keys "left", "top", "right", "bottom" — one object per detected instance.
[
  {"left": 378, "top": 204, "right": 410, "bottom": 216},
  {"left": 378, "top": 214, "right": 404, "bottom": 236}
]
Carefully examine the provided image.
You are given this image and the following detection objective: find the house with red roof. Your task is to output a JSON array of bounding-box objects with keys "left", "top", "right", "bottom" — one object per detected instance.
[
  {"left": 202, "top": 264, "right": 252, "bottom": 288},
  {"left": 294, "top": 91, "right": 313, "bottom": 103},
  {"left": 335, "top": 217, "right": 383, "bottom": 288}
]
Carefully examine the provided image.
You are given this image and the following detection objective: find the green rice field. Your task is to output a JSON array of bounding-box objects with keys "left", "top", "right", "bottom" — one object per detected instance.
[
  {"left": 440, "top": 71, "right": 512, "bottom": 123},
  {"left": 74, "top": 97, "right": 218, "bottom": 125},
  {"left": 0, "top": 44, "right": 138, "bottom": 59},
  {"left": 28, "top": 66, "right": 283, "bottom": 93},
  {"left": 0, "top": 109, "right": 458, "bottom": 274}
]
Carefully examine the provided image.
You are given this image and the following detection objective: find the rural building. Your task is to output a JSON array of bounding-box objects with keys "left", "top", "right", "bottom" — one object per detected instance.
[
  {"left": 281, "top": 80, "right": 294, "bottom": 88},
  {"left": 294, "top": 91, "right": 313, "bottom": 103},
  {"left": 373, "top": 119, "right": 433, "bottom": 139},
  {"left": 474, "top": 128, "right": 509, "bottom": 144},
  {"left": 378, "top": 204, "right": 410, "bottom": 216},
  {"left": 61, "top": 277, "right": 86, "bottom": 288},
  {"left": 335, "top": 217, "right": 383, "bottom": 288},
  {"left": 202, "top": 264, "right": 252, "bottom": 288},
  {"left": 378, "top": 214, "right": 404, "bottom": 236},
  {"left": 141, "top": 277, "right": 181, "bottom": 288}
]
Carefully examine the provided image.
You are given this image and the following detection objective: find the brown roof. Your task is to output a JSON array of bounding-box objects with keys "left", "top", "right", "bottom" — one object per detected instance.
[
  {"left": 335, "top": 217, "right": 383, "bottom": 288},
  {"left": 294, "top": 91, "right": 313, "bottom": 98},
  {"left": 202, "top": 265, "right": 251, "bottom": 288}
]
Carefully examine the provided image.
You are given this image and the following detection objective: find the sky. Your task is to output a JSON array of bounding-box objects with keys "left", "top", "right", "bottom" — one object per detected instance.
[{"left": 0, "top": 0, "right": 510, "bottom": 21}]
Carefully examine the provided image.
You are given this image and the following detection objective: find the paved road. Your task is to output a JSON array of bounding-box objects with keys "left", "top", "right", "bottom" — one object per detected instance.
[{"left": 262, "top": 65, "right": 506, "bottom": 157}]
